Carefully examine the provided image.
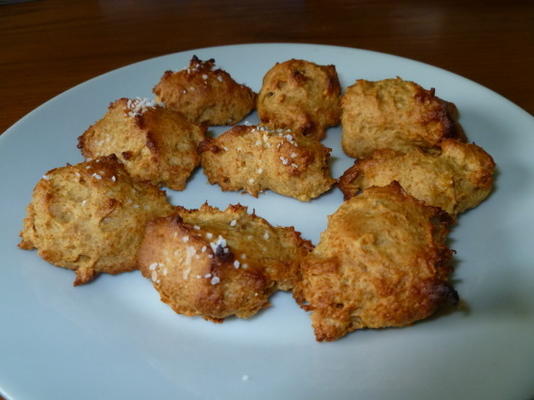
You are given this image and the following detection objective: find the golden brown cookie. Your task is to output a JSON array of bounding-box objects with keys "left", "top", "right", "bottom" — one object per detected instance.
[
  {"left": 199, "top": 125, "right": 335, "bottom": 201},
  {"left": 294, "top": 183, "right": 457, "bottom": 341},
  {"left": 341, "top": 77, "right": 463, "bottom": 158},
  {"left": 78, "top": 98, "right": 205, "bottom": 191},
  {"left": 257, "top": 59, "right": 341, "bottom": 140},
  {"left": 339, "top": 139, "right": 495, "bottom": 215},
  {"left": 137, "top": 204, "right": 313, "bottom": 321},
  {"left": 153, "top": 56, "right": 256, "bottom": 125},
  {"left": 19, "top": 156, "right": 173, "bottom": 285}
]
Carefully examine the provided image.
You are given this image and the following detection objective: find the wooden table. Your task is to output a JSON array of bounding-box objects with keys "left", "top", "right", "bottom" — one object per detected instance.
[
  {"left": 1, "top": 0, "right": 533, "bottom": 136},
  {"left": 0, "top": 1, "right": 532, "bottom": 399}
]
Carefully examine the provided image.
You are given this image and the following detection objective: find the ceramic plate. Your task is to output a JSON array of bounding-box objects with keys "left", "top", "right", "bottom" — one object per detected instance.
[{"left": 1, "top": 44, "right": 533, "bottom": 400}]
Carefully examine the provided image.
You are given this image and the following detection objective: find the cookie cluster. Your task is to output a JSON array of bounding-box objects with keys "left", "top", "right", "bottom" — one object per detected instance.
[{"left": 19, "top": 56, "right": 495, "bottom": 341}]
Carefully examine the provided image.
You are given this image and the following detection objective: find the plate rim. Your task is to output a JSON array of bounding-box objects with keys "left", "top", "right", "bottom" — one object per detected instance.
[{"left": 2, "top": 42, "right": 532, "bottom": 142}]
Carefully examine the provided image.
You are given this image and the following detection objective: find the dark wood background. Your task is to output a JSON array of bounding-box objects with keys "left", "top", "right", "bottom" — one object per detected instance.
[{"left": 1, "top": 0, "right": 533, "bottom": 136}]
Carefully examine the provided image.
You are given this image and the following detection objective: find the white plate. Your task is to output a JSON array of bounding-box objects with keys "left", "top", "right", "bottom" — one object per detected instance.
[{"left": 1, "top": 44, "right": 533, "bottom": 400}]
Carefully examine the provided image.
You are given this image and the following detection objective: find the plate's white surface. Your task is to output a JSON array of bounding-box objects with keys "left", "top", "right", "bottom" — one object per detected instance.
[{"left": 1, "top": 44, "right": 533, "bottom": 400}]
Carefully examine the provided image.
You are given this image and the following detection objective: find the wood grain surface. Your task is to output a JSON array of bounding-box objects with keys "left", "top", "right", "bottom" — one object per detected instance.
[{"left": 1, "top": 0, "right": 533, "bottom": 136}]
